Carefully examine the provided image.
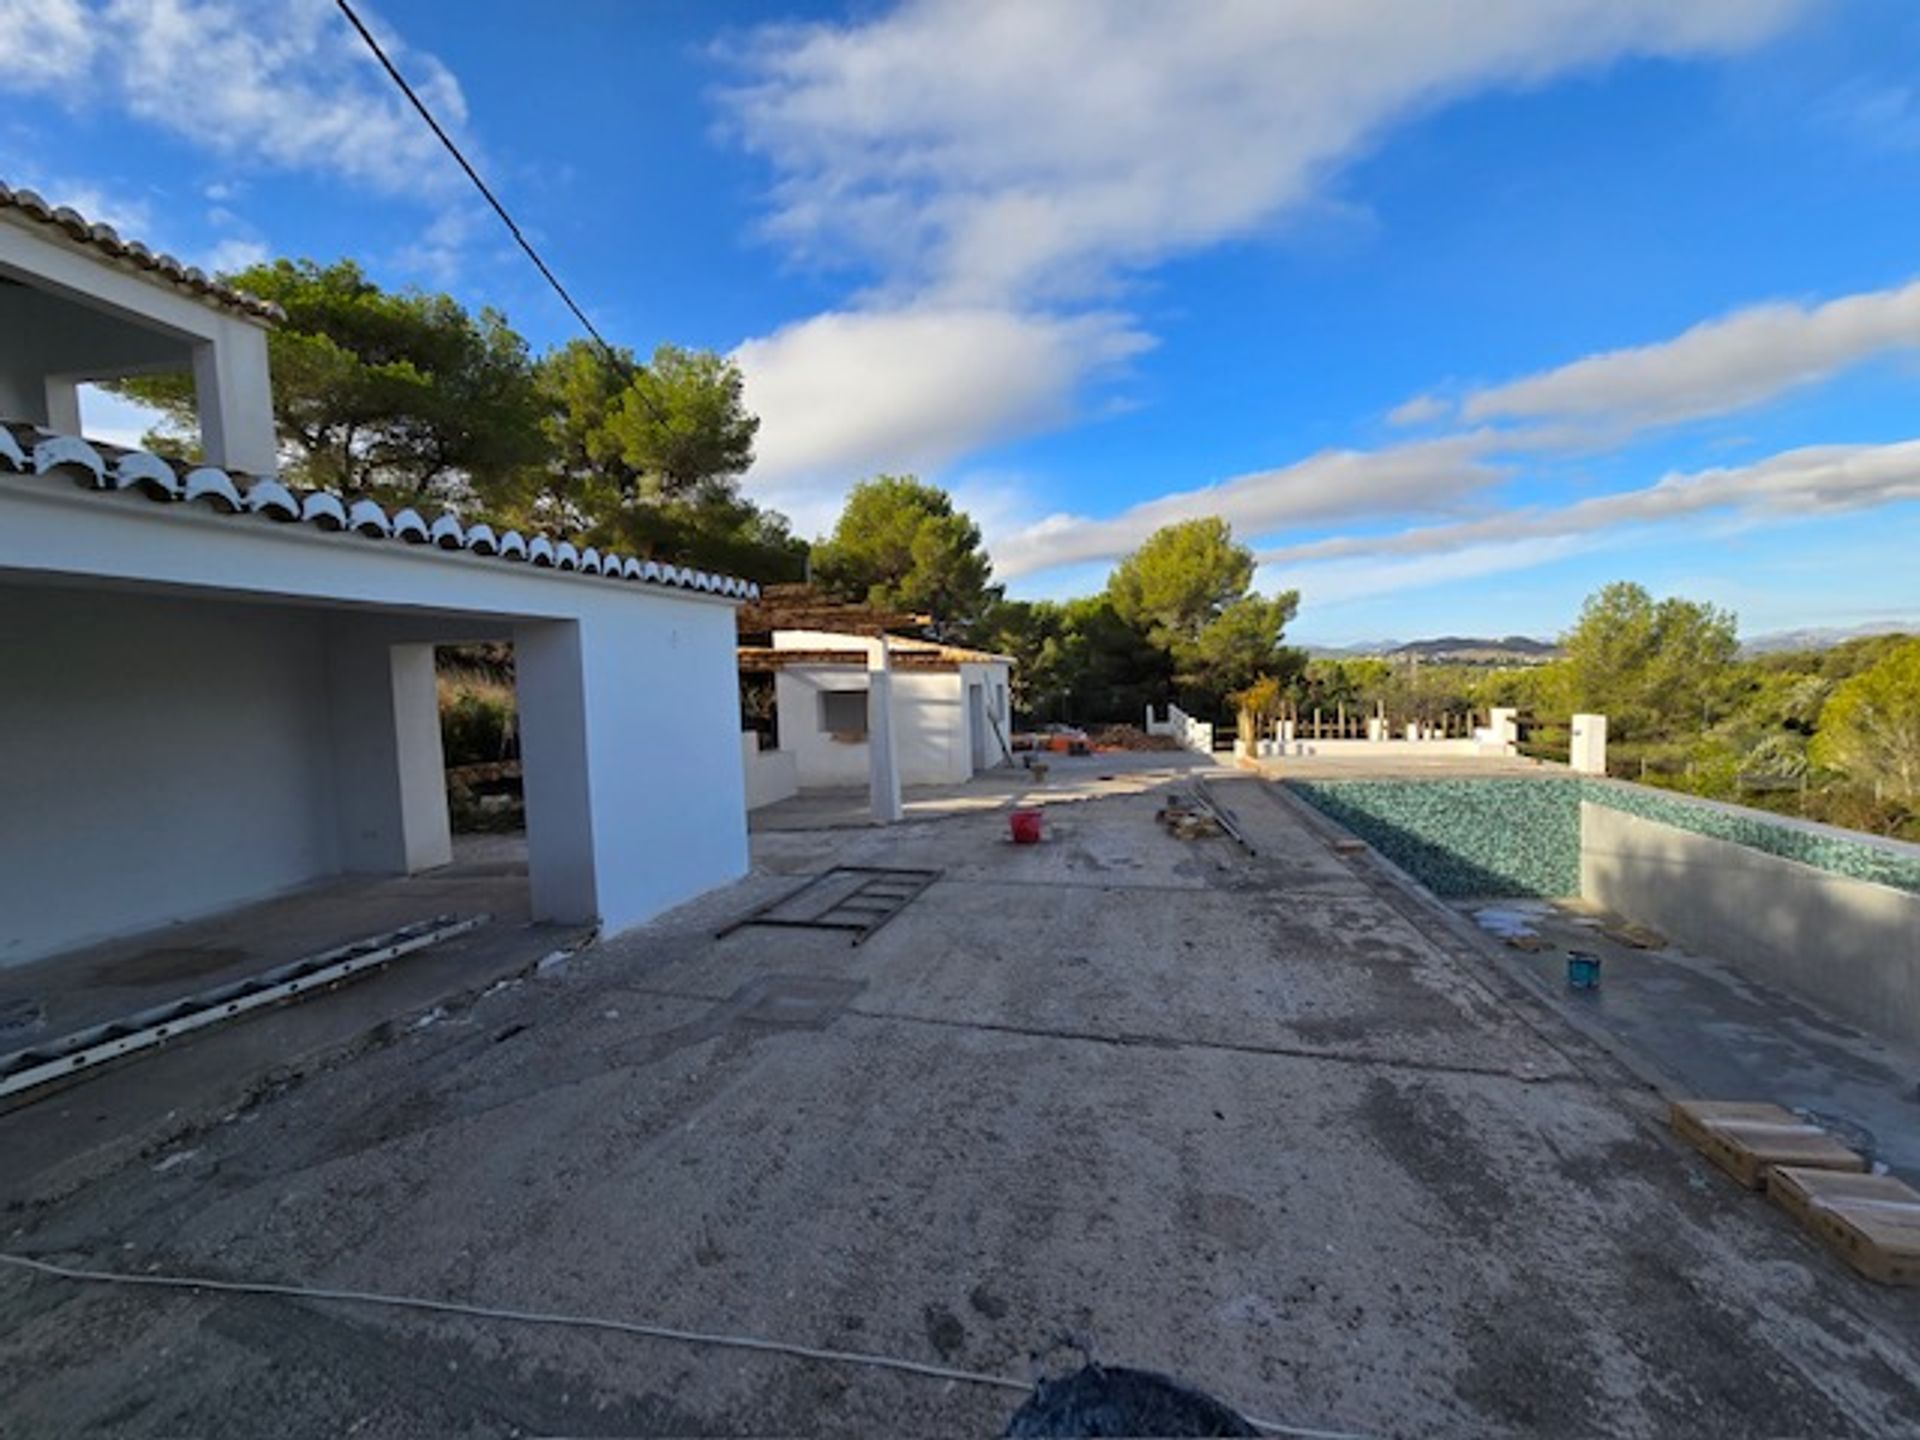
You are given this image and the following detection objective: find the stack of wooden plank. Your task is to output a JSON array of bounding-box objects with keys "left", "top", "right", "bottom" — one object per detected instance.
[{"left": 1670, "top": 1100, "right": 1919, "bottom": 1285}]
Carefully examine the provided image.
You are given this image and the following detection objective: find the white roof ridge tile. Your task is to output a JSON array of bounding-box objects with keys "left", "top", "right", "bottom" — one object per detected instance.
[{"left": 0, "top": 422, "right": 759, "bottom": 601}]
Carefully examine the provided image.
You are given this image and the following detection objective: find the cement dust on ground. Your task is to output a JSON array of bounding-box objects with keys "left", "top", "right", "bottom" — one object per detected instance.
[{"left": 3, "top": 770, "right": 1919, "bottom": 1438}]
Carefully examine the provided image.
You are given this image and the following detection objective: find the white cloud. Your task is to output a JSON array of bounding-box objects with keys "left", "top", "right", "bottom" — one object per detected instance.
[
  {"left": 0, "top": 0, "right": 469, "bottom": 198},
  {"left": 203, "top": 236, "right": 269, "bottom": 274},
  {"left": 1274, "top": 534, "right": 1591, "bottom": 610},
  {"left": 1387, "top": 392, "right": 1448, "bottom": 426},
  {"left": 991, "top": 433, "right": 1504, "bottom": 581},
  {"left": 733, "top": 305, "right": 1148, "bottom": 533},
  {"left": 725, "top": 0, "right": 1802, "bottom": 307},
  {"left": 0, "top": 0, "right": 94, "bottom": 88},
  {"left": 1458, "top": 277, "right": 1920, "bottom": 428},
  {"left": 722, "top": 0, "right": 1805, "bottom": 553},
  {"left": 1262, "top": 440, "right": 1920, "bottom": 568}
]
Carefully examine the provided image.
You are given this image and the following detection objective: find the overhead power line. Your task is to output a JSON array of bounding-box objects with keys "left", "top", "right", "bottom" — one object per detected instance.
[{"left": 332, "top": 0, "right": 616, "bottom": 358}]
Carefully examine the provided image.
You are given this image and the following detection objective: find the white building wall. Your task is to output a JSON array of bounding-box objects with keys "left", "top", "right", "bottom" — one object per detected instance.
[
  {"left": 0, "top": 587, "right": 340, "bottom": 964},
  {"left": 741, "top": 734, "right": 798, "bottom": 810},
  {"left": 775, "top": 666, "right": 876, "bottom": 788},
  {"left": 0, "top": 473, "right": 752, "bottom": 955},
  {"left": 570, "top": 599, "right": 748, "bottom": 933}
]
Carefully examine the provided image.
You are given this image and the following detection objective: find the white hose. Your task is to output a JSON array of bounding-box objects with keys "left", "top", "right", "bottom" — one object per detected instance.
[{"left": 0, "top": 1252, "right": 1370, "bottom": 1438}]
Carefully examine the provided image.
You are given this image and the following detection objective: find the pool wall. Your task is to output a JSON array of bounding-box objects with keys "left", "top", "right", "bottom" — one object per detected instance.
[{"left": 1285, "top": 774, "right": 1920, "bottom": 1048}]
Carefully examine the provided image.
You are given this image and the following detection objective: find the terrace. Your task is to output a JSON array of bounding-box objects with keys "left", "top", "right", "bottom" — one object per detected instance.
[{"left": 4, "top": 756, "right": 1917, "bottom": 1436}]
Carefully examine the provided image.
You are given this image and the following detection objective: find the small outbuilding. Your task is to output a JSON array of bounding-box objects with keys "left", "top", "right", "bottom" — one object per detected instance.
[
  {"left": 0, "top": 184, "right": 755, "bottom": 967},
  {"left": 749, "top": 629, "right": 1015, "bottom": 790},
  {"left": 736, "top": 586, "right": 1014, "bottom": 808}
]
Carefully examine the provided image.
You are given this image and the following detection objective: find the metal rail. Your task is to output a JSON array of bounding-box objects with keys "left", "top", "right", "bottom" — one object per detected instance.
[
  {"left": 1192, "top": 775, "right": 1257, "bottom": 856},
  {"left": 0, "top": 914, "right": 487, "bottom": 1102},
  {"left": 715, "top": 867, "right": 941, "bottom": 946}
]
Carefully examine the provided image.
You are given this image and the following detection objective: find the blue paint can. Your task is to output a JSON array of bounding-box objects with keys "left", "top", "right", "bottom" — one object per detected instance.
[{"left": 1567, "top": 951, "right": 1602, "bottom": 990}]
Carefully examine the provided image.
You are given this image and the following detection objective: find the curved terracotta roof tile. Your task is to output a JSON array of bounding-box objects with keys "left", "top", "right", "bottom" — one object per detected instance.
[
  {"left": 34, "top": 435, "right": 105, "bottom": 486},
  {"left": 182, "top": 467, "right": 243, "bottom": 511},
  {"left": 1, "top": 182, "right": 285, "bottom": 322},
  {"left": 114, "top": 451, "right": 183, "bottom": 501},
  {"left": 0, "top": 421, "right": 758, "bottom": 601}
]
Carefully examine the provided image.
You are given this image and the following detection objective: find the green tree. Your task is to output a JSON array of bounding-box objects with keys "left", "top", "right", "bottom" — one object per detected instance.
[
  {"left": 598, "top": 344, "right": 759, "bottom": 500},
  {"left": 1558, "top": 581, "right": 1738, "bottom": 740},
  {"left": 532, "top": 340, "right": 800, "bottom": 580},
  {"left": 813, "top": 476, "right": 998, "bottom": 629},
  {"left": 1105, "top": 518, "right": 1299, "bottom": 712},
  {"left": 1106, "top": 517, "right": 1253, "bottom": 649},
  {"left": 1810, "top": 638, "right": 1920, "bottom": 802},
  {"left": 115, "top": 258, "right": 547, "bottom": 510}
]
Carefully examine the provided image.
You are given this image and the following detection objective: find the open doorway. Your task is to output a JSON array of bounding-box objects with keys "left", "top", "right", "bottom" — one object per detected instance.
[
  {"left": 968, "top": 680, "right": 989, "bottom": 773},
  {"left": 437, "top": 642, "right": 523, "bottom": 838}
]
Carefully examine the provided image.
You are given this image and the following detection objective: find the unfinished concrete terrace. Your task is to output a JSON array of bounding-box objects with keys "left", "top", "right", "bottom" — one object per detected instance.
[{"left": 4, "top": 761, "right": 1918, "bottom": 1437}]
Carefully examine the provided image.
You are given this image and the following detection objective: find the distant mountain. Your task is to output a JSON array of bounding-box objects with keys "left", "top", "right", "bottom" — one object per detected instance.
[
  {"left": 1390, "top": 635, "right": 1559, "bottom": 663},
  {"left": 1741, "top": 621, "right": 1915, "bottom": 655},
  {"left": 1302, "top": 635, "right": 1560, "bottom": 665}
]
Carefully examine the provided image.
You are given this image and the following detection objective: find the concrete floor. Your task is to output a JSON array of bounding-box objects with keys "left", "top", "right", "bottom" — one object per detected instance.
[
  {"left": 1465, "top": 897, "right": 1920, "bottom": 1181},
  {"left": 3, "top": 775, "right": 1919, "bottom": 1437},
  {"left": 749, "top": 750, "right": 1210, "bottom": 831},
  {"left": 1, "top": 835, "right": 587, "bottom": 1206}
]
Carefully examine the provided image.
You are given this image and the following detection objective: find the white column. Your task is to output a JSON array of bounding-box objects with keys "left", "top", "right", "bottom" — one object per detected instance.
[
  {"left": 391, "top": 644, "right": 453, "bottom": 872},
  {"left": 325, "top": 628, "right": 452, "bottom": 875},
  {"left": 515, "top": 618, "right": 599, "bottom": 924},
  {"left": 191, "top": 324, "right": 279, "bottom": 475},
  {"left": 1570, "top": 713, "right": 1609, "bottom": 775},
  {"left": 868, "top": 637, "right": 903, "bottom": 824},
  {"left": 43, "top": 376, "right": 81, "bottom": 433},
  {"left": 1489, "top": 707, "right": 1518, "bottom": 751}
]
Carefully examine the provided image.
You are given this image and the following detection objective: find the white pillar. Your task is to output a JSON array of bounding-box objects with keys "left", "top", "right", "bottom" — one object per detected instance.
[
  {"left": 325, "top": 629, "right": 452, "bottom": 875},
  {"left": 1489, "top": 706, "right": 1518, "bottom": 751},
  {"left": 1367, "top": 716, "right": 1387, "bottom": 742},
  {"left": 1570, "top": 713, "right": 1609, "bottom": 775},
  {"left": 868, "top": 637, "right": 903, "bottom": 824},
  {"left": 515, "top": 619, "right": 598, "bottom": 924},
  {"left": 191, "top": 325, "right": 279, "bottom": 475},
  {"left": 391, "top": 644, "right": 453, "bottom": 872},
  {"left": 43, "top": 376, "right": 81, "bottom": 433}
]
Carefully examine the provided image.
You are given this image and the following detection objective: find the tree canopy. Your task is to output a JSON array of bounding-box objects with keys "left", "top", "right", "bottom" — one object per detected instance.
[
  {"left": 1810, "top": 637, "right": 1920, "bottom": 801},
  {"left": 1559, "top": 581, "right": 1738, "bottom": 740},
  {"left": 1105, "top": 518, "right": 1300, "bottom": 708},
  {"left": 111, "top": 259, "right": 803, "bottom": 582},
  {"left": 811, "top": 475, "right": 998, "bottom": 629}
]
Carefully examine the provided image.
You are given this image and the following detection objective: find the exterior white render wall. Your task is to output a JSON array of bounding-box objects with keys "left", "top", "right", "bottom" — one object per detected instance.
[
  {"left": 774, "top": 659, "right": 1010, "bottom": 790},
  {"left": 0, "top": 472, "right": 750, "bottom": 953},
  {"left": 741, "top": 734, "right": 798, "bottom": 810},
  {"left": 0, "top": 214, "right": 278, "bottom": 473},
  {"left": 0, "top": 586, "right": 340, "bottom": 964}
]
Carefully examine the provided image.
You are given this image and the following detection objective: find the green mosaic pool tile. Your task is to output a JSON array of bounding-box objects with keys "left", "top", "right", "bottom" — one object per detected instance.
[
  {"left": 1287, "top": 778, "right": 1582, "bottom": 898},
  {"left": 1285, "top": 774, "right": 1920, "bottom": 899}
]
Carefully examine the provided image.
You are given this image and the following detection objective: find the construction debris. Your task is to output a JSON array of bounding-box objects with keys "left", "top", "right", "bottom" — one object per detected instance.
[
  {"left": 1084, "top": 723, "right": 1182, "bottom": 753},
  {"left": 1669, "top": 1100, "right": 1867, "bottom": 1190},
  {"left": 1601, "top": 920, "right": 1668, "bottom": 950},
  {"left": 1769, "top": 1166, "right": 1920, "bottom": 1286},
  {"left": 1156, "top": 794, "right": 1222, "bottom": 840}
]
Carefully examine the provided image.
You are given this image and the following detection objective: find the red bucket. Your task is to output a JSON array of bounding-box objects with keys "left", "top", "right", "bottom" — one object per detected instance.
[{"left": 1009, "top": 807, "right": 1044, "bottom": 844}]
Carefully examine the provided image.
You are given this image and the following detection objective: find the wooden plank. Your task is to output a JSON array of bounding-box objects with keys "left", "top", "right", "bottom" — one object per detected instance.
[
  {"left": 1669, "top": 1100, "right": 1866, "bottom": 1191},
  {"left": 1770, "top": 1166, "right": 1920, "bottom": 1286}
]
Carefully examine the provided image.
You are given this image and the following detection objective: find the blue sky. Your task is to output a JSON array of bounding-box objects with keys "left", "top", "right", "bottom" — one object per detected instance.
[{"left": 6, "top": 0, "right": 1920, "bottom": 644}]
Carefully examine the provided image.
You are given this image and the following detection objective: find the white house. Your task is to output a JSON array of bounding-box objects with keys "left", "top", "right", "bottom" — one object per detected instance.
[
  {"left": 0, "top": 183, "right": 756, "bottom": 967},
  {"left": 742, "top": 628, "right": 1014, "bottom": 796}
]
